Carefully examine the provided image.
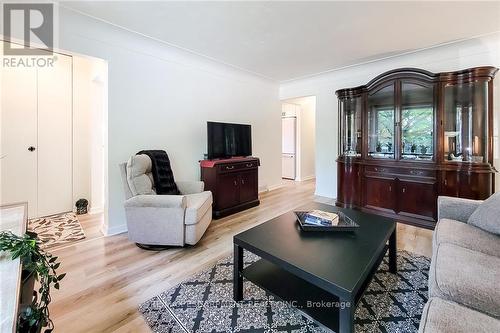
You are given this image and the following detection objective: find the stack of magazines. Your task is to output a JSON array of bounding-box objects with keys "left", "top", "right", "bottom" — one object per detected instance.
[{"left": 303, "top": 210, "right": 340, "bottom": 227}]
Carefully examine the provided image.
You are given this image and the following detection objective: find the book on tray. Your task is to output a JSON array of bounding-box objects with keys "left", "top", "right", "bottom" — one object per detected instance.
[{"left": 303, "top": 210, "right": 340, "bottom": 227}]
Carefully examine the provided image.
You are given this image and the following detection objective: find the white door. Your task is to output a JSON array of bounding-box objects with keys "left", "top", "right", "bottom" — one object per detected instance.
[
  {"left": 282, "top": 117, "right": 296, "bottom": 154},
  {"left": 282, "top": 154, "right": 296, "bottom": 179},
  {"left": 37, "top": 54, "right": 73, "bottom": 217},
  {"left": 0, "top": 56, "right": 39, "bottom": 217},
  {"left": 1, "top": 45, "right": 73, "bottom": 218}
]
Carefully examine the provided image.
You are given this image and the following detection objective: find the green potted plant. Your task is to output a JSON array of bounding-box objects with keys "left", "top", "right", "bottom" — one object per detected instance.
[{"left": 0, "top": 231, "right": 65, "bottom": 333}]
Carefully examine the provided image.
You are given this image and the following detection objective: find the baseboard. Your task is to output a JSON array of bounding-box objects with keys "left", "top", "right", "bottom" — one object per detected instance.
[
  {"left": 296, "top": 175, "right": 315, "bottom": 182},
  {"left": 102, "top": 223, "right": 127, "bottom": 236},
  {"left": 258, "top": 181, "right": 287, "bottom": 193},
  {"left": 89, "top": 206, "right": 104, "bottom": 215},
  {"left": 314, "top": 194, "right": 335, "bottom": 205}
]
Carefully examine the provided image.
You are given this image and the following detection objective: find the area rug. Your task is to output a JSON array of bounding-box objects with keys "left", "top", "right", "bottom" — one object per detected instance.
[
  {"left": 140, "top": 250, "right": 430, "bottom": 333},
  {"left": 28, "top": 212, "right": 86, "bottom": 249}
]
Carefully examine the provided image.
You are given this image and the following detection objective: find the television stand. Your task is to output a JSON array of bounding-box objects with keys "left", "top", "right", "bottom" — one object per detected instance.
[{"left": 200, "top": 157, "right": 260, "bottom": 218}]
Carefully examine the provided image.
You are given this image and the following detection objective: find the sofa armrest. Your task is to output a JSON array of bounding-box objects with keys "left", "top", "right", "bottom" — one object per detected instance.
[
  {"left": 437, "top": 196, "right": 482, "bottom": 223},
  {"left": 124, "top": 194, "right": 186, "bottom": 208},
  {"left": 176, "top": 181, "right": 204, "bottom": 194}
]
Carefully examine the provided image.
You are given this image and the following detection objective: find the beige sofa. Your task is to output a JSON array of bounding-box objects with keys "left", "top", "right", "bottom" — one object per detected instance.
[
  {"left": 119, "top": 155, "right": 212, "bottom": 247},
  {"left": 419, "top": 196, "right": 500, "bottom": 332}
]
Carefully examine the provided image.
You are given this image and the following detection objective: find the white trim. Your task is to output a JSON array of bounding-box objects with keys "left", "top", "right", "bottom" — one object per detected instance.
[
  {"left": 296, "top": 175, "right": 316, "bottom": 182},
  {"left": 89, "top": 206, "right": 104, "bottom": 215},
  {"left": 102, "top": 223, "right": 127, "bottom": 236}
]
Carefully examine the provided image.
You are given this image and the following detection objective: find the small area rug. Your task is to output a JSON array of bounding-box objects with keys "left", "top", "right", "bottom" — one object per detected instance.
[
  {"left": 140, "top": 250, "right": 430, "bottom": 333},
  {"left": 28, "top": 212, "right": 86, "bottom": 249}
]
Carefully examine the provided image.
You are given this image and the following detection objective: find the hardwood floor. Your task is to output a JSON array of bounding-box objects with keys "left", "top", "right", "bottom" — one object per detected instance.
[{"left": 49, "top": 180, "right": 432, "bottom": 332}]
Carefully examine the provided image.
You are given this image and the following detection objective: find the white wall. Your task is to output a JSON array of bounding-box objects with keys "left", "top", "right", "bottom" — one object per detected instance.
[
  {"left": 282, "top": 96, "right": 316, "bottom": 181},
  {"left": 280, "top": 33, "right": 500, "bottom": 198},
  {"left": 56, "top": 6, "right": 281, "bottom": 234},
  {"left": 73, "top": 55, "right": 107, "bottom": 214}
]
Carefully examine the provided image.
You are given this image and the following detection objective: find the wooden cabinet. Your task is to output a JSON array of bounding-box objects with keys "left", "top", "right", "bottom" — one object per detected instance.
[
  {"left": 201, "top": 157, "right": 260, "bottom": 218},
  {"left": 336, "top": 67, "right": 497, "bottom": 229}
]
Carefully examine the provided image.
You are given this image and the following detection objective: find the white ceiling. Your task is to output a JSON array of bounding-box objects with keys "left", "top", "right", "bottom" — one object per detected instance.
[{"left": 61, "top": 1, "right": 500, "bottom": 81}]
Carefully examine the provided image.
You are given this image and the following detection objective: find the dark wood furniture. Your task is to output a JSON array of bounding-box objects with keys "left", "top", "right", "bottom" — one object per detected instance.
[
  {"left": 336, "top": 67, "right": 498, "bottom": 229},
  {"left": 233, "top": 202, "right": 397, "bottom": 333},
  {"left": 200, "top": 157, "right": 260, "bottom": 218}
]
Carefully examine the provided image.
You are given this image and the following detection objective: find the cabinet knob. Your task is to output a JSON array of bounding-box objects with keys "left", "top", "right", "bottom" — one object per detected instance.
[
  {"left": 226, "top": 165, "right": 234, "bottom": 170},
  {"left": 402, "top": 187, "right": 406, "bottom": 193},
  {"left": 241, "top": 179, "right": 245, "bottom": 185},
  {"left": 28, "top": 146, "right": 36, "bottom": 152},
  {"left": 233, "top": 180, "right": 238, "bottom": 186},
  {"left": 246, "top": 163, "right": 253, "bottom": 167}
]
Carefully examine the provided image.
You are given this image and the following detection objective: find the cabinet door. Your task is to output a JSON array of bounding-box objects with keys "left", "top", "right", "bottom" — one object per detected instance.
[
  {"left": 0, "top": 52, "right": 38, "bottom": 218},
  {"left": 398, "top": 180, "right": 437, "bottom": 220},
  {"left": 216, "top": 173, "right": 240, "bottom": 210},
  {"left": 363, "top": 176, "right": 396, "bottom": 212},
  {"left": 37, "top": 53, "right": 73, "bottom": 217},
  {"left": 239, "top": 170, "right": 258, "bottom": 203},
  {"left": 439, "top": 171, "right": 460, "bottom": 197}
]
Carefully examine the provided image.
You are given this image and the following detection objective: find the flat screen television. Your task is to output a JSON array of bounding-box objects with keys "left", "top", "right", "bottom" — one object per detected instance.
[{"left": 207, "top": 121, "right": 252, "bottom": 160}]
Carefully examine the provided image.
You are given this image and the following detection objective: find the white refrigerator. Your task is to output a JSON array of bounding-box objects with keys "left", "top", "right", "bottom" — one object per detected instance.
[{"left": 282, "top": 117, "right": 296, "bottom": 179}]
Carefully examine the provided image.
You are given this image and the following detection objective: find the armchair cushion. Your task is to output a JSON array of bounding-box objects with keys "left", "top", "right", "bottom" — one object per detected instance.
[
  {"left": 419, "top": 297, "right": 500, "bottom": 333},
  {"left": 437, "top": 196, "right": 482, "bottom": 223},
  {"left": 434, "top": 218, "right": 500, "bottom": 257},
  {"left": 176, "top": 181, "right": 205, "bottom": 195},
  {"left": 429, "top": 242, "right": 500, "bottom": 318},
  {"left": 184, "top": 191, "right": 213, "bottom": 225},
  {"left": 126, "top": 155, "right": 155, "bottom": 196},
  {"left": 468, "top": 192, "right": 500, "bottom": 235},
  {"left": 124, "top": 194, "right": 186, "bottom": 208}
]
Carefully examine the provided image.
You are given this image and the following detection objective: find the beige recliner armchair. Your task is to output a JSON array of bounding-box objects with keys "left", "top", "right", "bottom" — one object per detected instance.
[{"left": 119, "top": 154, "right": 212, "bottom": 248}]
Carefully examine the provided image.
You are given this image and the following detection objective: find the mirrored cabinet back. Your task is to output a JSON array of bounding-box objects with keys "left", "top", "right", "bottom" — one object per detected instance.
[{"left": 336, "top": 67, "right": 498, "bottom": 229}]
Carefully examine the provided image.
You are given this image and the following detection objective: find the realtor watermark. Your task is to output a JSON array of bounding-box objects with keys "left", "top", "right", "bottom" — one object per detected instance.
[{"left": 2, "top": 2, "right": 57, "bottom": 67}]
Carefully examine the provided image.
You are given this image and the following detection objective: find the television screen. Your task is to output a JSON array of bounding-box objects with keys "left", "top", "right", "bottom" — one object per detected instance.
[{"left": 207, "top": 122, "right": 252, "bottom": 159}]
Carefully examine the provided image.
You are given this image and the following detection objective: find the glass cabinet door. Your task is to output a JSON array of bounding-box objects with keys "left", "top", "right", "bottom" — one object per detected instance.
[
  {"left": 400, "top": 82, "right": 434, "bottom": 161},
  {"left": 367, "top": 84, "right": 395, "bottom": 159},
  {"left": 443, "top": 81, "right": 488, "bottom": 163},
  {"left": 340, "top": 96, "right": 362, "bottom": 157}
]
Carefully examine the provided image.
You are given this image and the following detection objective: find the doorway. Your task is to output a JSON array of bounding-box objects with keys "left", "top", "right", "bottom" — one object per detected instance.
[
  {"left": 1, "top": 41, "right": 108, "bottom": 248},
  {"left": 281, "top": 96, "right": 316, "bottom": 182}
]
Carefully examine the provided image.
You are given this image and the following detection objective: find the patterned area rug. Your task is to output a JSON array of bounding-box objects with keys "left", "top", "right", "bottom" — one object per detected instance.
[
  {"left": 140, "top": 250, "right": 430, "bottom": 333},
  {"left": 28, "top": 212, "right": 86, "bottom": 249}
]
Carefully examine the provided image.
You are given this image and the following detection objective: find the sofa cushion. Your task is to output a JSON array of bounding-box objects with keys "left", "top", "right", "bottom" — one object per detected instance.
[
  {"left": 184, "top": 191, "right": 213, "bottom": 225},
  {"left": 429, "top": 242, "right": 500, "bottom": 318},
  {"left": 419, "top": 297, "right": 500, "bottom": 333},
  {"left": 126, "top": 155, "right": 155, "bottom": 196},
  {"left": 468, "top": 192, "right": 500, "bottom": 235},
  {"left": 434, "top": 218, "right": 500, "bottom": 257}
]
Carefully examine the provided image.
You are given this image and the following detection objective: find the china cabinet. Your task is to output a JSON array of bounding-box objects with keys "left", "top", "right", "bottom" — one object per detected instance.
[{"left": 336, "top": 67, "right": 497, "bottom": 229}]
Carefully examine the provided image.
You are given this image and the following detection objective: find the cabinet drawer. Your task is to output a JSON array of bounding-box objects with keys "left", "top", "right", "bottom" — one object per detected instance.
[
  {"left": 217, "top": 161, "right": 258, "bottom": 173},
  {"left": 364, "top": 166, "right": 435, "bottom": 178}
]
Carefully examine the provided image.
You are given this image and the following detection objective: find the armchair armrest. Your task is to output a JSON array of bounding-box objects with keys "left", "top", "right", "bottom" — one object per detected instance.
[
  {"left": 124, "top": 194, "right": 186, "bottom": 208},
  {"left": 176, "top": 181, "right": 204, "bottom": 194},
  {"left": 438, "top": 196, "right": 483, "bottom": 223}
]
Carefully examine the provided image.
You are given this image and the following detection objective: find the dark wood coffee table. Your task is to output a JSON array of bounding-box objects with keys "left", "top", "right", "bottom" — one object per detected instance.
[{"left": 233, "top": 203, "right": 396, "bottom": 333}]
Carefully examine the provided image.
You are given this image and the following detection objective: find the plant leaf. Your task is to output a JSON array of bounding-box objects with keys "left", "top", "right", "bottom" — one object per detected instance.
[{"left": 57, "top": 273, "right": 66, "bottom": 281}]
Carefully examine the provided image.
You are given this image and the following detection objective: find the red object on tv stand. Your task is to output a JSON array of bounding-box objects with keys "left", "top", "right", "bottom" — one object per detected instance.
[{"left": 200, "top": 156, "right": 255, "bottom": 168}]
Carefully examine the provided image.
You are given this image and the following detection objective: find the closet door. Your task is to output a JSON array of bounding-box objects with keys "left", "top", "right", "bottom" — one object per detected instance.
[
  {"left": 37, "top": 54, "right": 73, "bottom": 217},
  {"left": 0, "top": 55, "right": 39, "bottom": 217}
]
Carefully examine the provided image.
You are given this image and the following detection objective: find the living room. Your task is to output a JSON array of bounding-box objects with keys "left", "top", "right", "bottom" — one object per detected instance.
[{"left": 1, "top": 2, "right": 499, "bottom": 333}]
